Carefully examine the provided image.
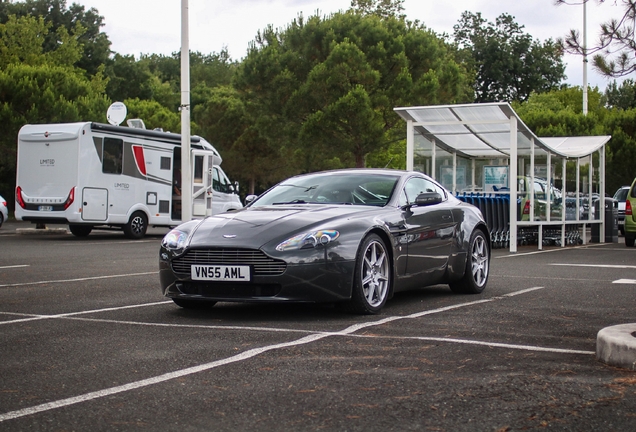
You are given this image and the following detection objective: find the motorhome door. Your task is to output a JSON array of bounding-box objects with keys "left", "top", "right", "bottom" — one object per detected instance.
[{"left": 191, "top": 150, "right": 214, "bottom": 217}]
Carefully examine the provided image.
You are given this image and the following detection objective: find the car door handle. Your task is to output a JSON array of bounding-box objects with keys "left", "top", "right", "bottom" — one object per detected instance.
[{"left": 442, "top": 215, "right": 452, "bottom": 220}]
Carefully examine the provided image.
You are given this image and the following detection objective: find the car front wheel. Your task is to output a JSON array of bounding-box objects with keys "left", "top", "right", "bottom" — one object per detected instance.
[
  {"left": 339, "top": 234, "right": 390, "bottom": 314},
  {"left": 450, "top": 229, "right": 490, "bottom": 294}
]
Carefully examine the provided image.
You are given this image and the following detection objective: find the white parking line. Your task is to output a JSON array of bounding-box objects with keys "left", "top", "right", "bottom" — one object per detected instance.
[
  {"left": 0, "top": 301, "right": 172, "bottom": 325},
  {"left": 0, "top": 271, "right": 157, "bottom": 288},
  {"left": 0, "top": 265, "right": 29, "bottom": 269},
  {"left": 0, "top": 287, "right": 555, "bottom": 423},
  {"left": 352, "top": 334, "right": 594, "bottom": 355},
  {"left": 613, "top": 279, "right": 636, "bottom": 284},
  {"left": 550, "top": 263, "right": 636, "bottom": 269}
]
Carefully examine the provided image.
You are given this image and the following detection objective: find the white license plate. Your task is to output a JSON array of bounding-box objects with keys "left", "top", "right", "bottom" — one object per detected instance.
[
  {"left": 619, "top": 220, "right": 624, "bottom": 225},
  {"left": 191, "top": 265, "right": 251, "bottom": 281},
  {"left": 38, "top": 205, "right": 53, "bottom": 211}
]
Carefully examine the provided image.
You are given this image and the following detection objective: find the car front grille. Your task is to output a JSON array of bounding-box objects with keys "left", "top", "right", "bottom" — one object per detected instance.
[{"left": 171, "top": 248, "right": 286, "bottom": 276}]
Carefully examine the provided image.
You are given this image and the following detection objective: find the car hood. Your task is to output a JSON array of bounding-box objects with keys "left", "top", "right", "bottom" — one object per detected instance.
[{"left": 187, "top": 205, "right": 373, "bottom": 249}]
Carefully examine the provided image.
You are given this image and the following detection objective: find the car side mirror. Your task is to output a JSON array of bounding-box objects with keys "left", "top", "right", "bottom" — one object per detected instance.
[
  {"left": 233, "top": 181, "right": 239, "bottom": 194},
  {"left": 245, "top": 194, "right": 257, "bottom": 205},
  {"left": 414, "top": 192, "right": 442, "bottom": 207}
]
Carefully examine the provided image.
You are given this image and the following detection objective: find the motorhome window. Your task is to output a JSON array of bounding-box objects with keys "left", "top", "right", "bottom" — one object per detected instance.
[
  {"left": 103, "top": 138, "right": 123, "bottom": 174},
  {"left": 193, "top": 155, "right": 203, "bottom": 183},
  {"left": 160, "top": 157, "right": 171, "bottom": 170}
]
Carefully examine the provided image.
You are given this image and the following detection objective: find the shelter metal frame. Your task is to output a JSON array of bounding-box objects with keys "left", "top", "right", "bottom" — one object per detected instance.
[{"left": 394, "top": 102, "right": 611, "bottom": 252}]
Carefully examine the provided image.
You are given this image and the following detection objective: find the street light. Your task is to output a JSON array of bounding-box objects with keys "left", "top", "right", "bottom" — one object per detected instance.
[
  {"left": 180, "top": 0, "right": 192, "bottom": 221},
  {"left": 583, "top": 0, "right": 588, "bottom": 115}
]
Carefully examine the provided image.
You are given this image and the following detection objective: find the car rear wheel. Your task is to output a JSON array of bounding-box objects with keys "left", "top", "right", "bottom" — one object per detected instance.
[
  {"left": 339, "top": 234, "right": 390, "bottom": 314},
  {"left": 450, "top": 229, "right": 490, "bottom": 294},
  {"left": 123, "top": 211, "right": 147, "bottom": 239},
  {"left": 172, "top": 298, "right": 217, "bottom": 309},
  {"left": 69, "top": 224, "right": 92, "bottom": 237},
  {"left": 626, "top": 233, "right": 635, "bottom": 247}
]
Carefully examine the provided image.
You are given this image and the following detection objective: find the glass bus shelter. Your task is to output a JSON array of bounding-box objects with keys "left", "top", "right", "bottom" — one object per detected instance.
[{"left": 394, "top": 102, "right": 611, "bottom": 252}]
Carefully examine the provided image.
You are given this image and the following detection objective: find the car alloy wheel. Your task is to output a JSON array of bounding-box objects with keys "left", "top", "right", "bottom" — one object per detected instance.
[
  {"left": 339, "top": 233, "right": 391, "bottom": 314},
  {"left": 450, "top": 229, "right": 490, "bottom": 294}
]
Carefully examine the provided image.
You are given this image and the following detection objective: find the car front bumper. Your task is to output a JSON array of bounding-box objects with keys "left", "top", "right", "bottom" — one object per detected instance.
[{"left": 159, "top": 253, "right": 356, "bottom": 304}]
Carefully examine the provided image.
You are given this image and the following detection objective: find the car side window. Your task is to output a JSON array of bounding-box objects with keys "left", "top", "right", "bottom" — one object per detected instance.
[{"left": 403, "top": 177, "right": 446, "bottom": 204}]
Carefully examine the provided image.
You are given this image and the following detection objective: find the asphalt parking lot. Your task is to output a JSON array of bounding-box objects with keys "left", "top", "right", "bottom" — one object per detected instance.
[{"left": 0, "top": 221, "right": 635, "bottom": 431}]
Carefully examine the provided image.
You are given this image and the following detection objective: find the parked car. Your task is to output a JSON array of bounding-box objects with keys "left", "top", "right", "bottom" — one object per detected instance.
[
  {"left": 159, "top": 169, "right": 491, "bottom": 314},
  {"left": 565, "top": 196, "right": 586, "bottom": 221},
  {"left": 517, "top": 177, "right": 562, "bottom": 221},
  {"left": 0, "top": 194, "right": 8, "bottom": 228},
  {"left": 613, "top": 186, "right": 630, "bottom": 235},
  {"left": 624, "top": 178, "right": 636, "bottom": 247}
]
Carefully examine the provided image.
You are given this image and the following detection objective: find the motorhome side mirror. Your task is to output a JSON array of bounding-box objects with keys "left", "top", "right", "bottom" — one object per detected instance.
[
  {"left": 414, "top": 192, "right": 442, "bottom": 207},
  {"left": 245, "top": 195, "right": 257, "bottom": 205},
  {"left": 233, "top": 181, "right": 239, "bottom": 194}
]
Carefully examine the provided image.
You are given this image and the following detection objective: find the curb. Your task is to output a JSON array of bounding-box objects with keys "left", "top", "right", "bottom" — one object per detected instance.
[
  {"left": 596, "top": 324, "right": 636, "bottom": 370},
  {"left": 16, "top": 228, "right": 68, "bottom": 235}
]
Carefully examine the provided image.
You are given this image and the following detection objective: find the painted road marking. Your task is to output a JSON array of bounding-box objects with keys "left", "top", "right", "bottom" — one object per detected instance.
[
  {"left": 0, "top": 301, "right": 172, "bottom": 326},
  {"left": 550, "top": 263, "right": 636, "bottom": 269},
  {"left": 0, "top": 265, "right": 29, "bottom": 269},
  {"left": 613, "top": 279, "right": 636, "bottom": 284},
  {"left": 0, "top": 271, "right": 157, "bottom": 288},
  {"left": 0, "top": 287, "right": 557, "bottom": 423},
  {"left": 352, "top": 334, "right": 594, "bottom": 356}
]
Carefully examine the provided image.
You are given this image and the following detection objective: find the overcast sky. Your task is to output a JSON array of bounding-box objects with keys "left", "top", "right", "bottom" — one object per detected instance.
[{"left": 75, "top": 0, "right": 626, "bottom": 90}]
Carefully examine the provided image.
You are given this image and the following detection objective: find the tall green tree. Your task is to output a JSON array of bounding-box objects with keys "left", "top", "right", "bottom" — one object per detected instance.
[
  {"left": 105, "top": 53, "right": 155, "bottom": 102},
  {"left": 195, "top": 86, "right": 290, "bottom": 195},
  {"left": 0, "top": 0, "right": 111, "bottom": 76},
  {"left": 603, "top": 108, "right": 636, "bottom": 190},
  {"left": 232, "top": 10, "right": 471, "bottom": 179},
  {"left": 0, "top": 11, "right": 109, "bottom": 207},
  {"left": 604, "top": 79, "right": 636, "bottom": 109},
  {"left": 453, "top": 12, "right": 566, "bottom": 102},
  {"left": 350, "top": 0, "right": 405, "bottom": 19}
]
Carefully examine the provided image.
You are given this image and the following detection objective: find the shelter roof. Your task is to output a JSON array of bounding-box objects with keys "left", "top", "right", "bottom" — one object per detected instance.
[{"left": 394, "top": 102, "right": 610, "bottom": 158}]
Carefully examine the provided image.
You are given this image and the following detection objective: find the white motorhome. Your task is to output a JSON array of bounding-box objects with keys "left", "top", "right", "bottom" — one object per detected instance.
[{"left": 15, "top": 122, "right": 242, "bottom": 238}]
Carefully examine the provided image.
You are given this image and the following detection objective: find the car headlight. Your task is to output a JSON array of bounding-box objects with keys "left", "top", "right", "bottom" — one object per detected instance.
[
  {"left": 162, "top": 229, "right": 189, "bottom": 251},
  {"left": 276, "top": 230, "right": 340, "bottom": 251}
]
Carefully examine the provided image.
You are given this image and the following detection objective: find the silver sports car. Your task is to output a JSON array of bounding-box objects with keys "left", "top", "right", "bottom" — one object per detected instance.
[{"left": 159, "top": 169, "right": 490, "bottom": 314}]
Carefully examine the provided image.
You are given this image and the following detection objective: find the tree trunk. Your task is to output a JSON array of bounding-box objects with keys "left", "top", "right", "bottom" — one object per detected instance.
[{"left": 355, "top": 152, "right": 365, "bottom": 168}]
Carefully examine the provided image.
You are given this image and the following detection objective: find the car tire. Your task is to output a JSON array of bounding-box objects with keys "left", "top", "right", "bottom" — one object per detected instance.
[
  {"left": 626, "top": 234, "right": 635, "bottom": 247},
  {"left": 172, "top": 298, "right": 217, "bottom": 309},
  {"left": 338, "top": 233, "right": 390, "bottom": 315},
  {"left": 69, "top": 224, "right": 92, "bottom": 237},
  {"left": 0, "top": 213, "right": 3, "bottom": 228},
  {"left": 450, "top": 229, "right": 490, "bottom": 294},
  {"left": 123, "top": 211, "right": 147, "bottom": 239}
]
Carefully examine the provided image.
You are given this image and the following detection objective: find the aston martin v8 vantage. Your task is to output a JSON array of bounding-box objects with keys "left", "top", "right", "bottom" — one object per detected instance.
[{"left": 159, "top": 169, "right": 490, "bottom": 314}]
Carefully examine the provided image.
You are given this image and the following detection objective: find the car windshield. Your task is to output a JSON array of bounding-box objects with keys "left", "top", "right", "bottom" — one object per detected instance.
[{"left": 250, "top": 173, "right": 400, "bottom": 207}]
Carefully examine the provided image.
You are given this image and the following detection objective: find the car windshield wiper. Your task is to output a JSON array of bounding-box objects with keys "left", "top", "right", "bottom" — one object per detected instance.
[{"left": 272, "top": 199, "right": 309, "bottom": 205}]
